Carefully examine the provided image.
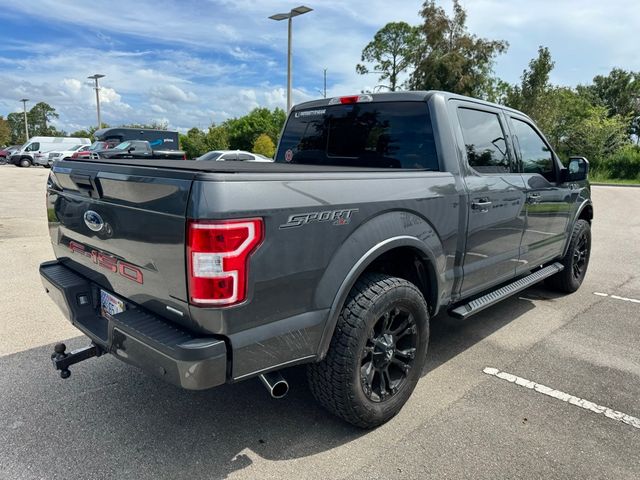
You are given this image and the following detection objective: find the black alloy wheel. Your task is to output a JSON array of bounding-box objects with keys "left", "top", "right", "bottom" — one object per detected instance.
[{"left": 360, "top": 306, "right": 418, "bottom": 402}]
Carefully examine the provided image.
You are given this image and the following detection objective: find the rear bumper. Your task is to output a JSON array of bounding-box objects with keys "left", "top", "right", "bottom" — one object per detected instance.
[{"left": 40, "top": 260, "right": 227, "bottom": 390}]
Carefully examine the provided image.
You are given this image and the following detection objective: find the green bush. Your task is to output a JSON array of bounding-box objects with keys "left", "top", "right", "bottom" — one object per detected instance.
[{"left": 600, "top": 145, "right": 640, "bottom": 180}]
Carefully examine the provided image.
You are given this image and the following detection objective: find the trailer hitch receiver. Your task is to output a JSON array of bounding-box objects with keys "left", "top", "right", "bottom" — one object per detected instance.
[{"left": 51, "top": 343, "right": 104, "bottom": 379}]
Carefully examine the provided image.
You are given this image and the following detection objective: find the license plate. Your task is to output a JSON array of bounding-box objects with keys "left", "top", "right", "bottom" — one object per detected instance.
[{"left": 100, "top": 289, "right": 125, "bottom": 318}]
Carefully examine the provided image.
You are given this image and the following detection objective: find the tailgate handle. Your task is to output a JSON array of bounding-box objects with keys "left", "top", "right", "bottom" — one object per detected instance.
[{"left": 70, "top": 174, "right": 102, "bottom": 198}]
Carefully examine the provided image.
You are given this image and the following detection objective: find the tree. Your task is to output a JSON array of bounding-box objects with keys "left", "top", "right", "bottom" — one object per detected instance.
[
  {"left": 121, "top": 121, "right": 169, "bottom": 130},
  {"left": 224, "top": 107, "right": 286, "bottom": 151},
  {"left": 579, "top": 68, "right": 640, "bottom": 138},
  {"left": 560, "top": 104, "right": 629, "bottom": 170},
  {"left": 356, "top": 22, "right": 419, "bottom": 91},
  {"left": 501, "top": 47, "right": 631, "bottom": 168},
  {"left": 589, "top": 69, "right": 640, "bottom": 117},
  {"left": 180, "top": 128, "right": 208, "bottom": 159},
  {"left": 252, "top": 134, "right": 276, "bottom": 157},
  {"left": 205, "top": 125, "right": 230, "bottom": 151},
  {"left": 409, "top": 0, "right": 508, "bottom": 98},
  {"left": 7, "top": 112, "right": 27, "bottom": 144},
  {"left": 27, "top": 102, "right": 60, "bottom": 136},
  {"left": 505, "top": 46, "right": 557, "bottom": 134},
  {"left": 0, "top": 116, "right": 11, "bottom": 146}
]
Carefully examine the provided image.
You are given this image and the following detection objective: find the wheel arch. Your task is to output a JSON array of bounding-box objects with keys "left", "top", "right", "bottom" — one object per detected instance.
[
  {"left": 314, "top": 210, "right": 446, "bottom": 359},
  {"left": 562, "top": 200, "right": 593, "bottom": 257},
  {"left": 577, "top": 203, "right": 593, "bottom": 223}
]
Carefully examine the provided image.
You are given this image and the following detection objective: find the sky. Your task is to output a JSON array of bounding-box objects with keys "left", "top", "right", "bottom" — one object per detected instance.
[{"left": 0, "top": 0, "right": 639, "bottom": 133}]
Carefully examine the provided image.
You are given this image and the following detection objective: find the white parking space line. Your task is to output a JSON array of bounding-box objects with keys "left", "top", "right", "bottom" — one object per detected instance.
[
  {"left": 483, "top": 367, "right": 640, "bottom": 430},
  {"left": 593, "top": 292, "right": 640, "bottom": 304}
]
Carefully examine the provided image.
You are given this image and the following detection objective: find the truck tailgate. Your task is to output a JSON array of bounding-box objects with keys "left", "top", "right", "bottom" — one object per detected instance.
[{"left": 47, "top": 161, "right": 196, "bottom": 327}]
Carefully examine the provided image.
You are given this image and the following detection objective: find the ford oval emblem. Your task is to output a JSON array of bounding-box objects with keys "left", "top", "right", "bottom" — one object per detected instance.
[{"left": 84, "top": 210, "right": 104, "bottom": 232}]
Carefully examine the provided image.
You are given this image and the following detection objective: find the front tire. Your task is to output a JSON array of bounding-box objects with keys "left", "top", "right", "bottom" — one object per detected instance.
[
  {"left": 19, "top": 157, "right": 32, "bottom": 168},
  {"left": 308, "top": 273, "right": 429, "bottom": 428},
  {"left": 546, "top": 219, "right": 591, "bottom": 293}
]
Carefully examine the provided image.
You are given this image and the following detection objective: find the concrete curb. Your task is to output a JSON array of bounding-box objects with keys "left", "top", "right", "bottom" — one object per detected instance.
[{"left": 592, "top": 182, "right": 640, "bottom": 188}]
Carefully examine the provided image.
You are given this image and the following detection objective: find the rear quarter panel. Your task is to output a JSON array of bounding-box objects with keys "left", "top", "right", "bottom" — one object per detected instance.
[{"left": 188, "top": 170, "right": 461, "bottom": 378}]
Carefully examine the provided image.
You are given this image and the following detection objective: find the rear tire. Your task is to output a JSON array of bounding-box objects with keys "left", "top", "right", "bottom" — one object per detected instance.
[
  {"left": 308, "top": 273, "right": 429, "bottom": 428},
  {"left": 546, "top": 219, "right": 591, "bottom": 293}
]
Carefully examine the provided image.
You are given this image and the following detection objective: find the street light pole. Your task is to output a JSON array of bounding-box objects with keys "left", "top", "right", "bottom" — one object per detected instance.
[
  {"left": 269, "top": 6, "right": 313, "bottom": 112},
  {"left": 88, "top": 74, "right": 105, "bottom": 129},
  {"left": 287, "top": 15, "right": 293, "bottom": 111},
  {"left": 323, "top": 68, "right": 327, "bottom": 98},
  {"left": 19, "top": 98, "right": 29, "bottom": 141}
]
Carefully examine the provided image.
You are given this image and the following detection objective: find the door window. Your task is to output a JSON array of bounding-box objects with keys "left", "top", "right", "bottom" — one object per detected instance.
[
  {"left": 26, "top": 142, "right": 40, "bottom": 152},
  {"left": 237, "top": 153, "right": 254, "bottom": 161},
  {"left": 457, "top": 108, "right": 511, "bottom": 174},
  {"left": 511, "top": 118, "right": 555, "bottom": 180}
]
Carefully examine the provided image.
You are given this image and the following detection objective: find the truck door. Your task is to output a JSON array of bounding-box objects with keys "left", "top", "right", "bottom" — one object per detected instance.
[
  {"left": 506, "top": 115, "right": 571, "bottom": 270},
  {"left": 452, "top": 102, "right": 527, "bottom": 297}
]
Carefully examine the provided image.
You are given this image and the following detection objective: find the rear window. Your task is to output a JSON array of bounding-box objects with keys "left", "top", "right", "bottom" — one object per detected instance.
[{"left": 275, "top": 102, "right": 439, "bottom": 170}]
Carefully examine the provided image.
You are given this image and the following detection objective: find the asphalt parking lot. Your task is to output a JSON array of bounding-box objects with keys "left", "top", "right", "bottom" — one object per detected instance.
[{"left": 0, "top": 164, "right": 639, "bottom": 479}]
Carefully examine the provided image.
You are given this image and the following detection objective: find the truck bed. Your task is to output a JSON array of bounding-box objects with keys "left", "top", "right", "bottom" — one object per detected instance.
[{"left": 65, "top": 157, "right": 413, "bottom": 173}]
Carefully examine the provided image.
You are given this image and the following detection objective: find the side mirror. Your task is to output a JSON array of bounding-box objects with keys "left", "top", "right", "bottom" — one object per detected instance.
[
  {"left": 128, "top": 147, "right": 135, "bottom": 153},
  {"left": 568, "top": 156, "right": 589, "bottom": 181},
  {"left": 560, "top": 156, "right": 589, "bottom": 183}
]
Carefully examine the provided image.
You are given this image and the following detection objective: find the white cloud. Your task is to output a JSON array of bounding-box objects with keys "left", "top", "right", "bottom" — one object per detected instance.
[
  {"left": 150, "top": 84, "right": 198, "bottom": 103},
  {"left": 0, "top": 0, "right": 639, "bottom": 132}
]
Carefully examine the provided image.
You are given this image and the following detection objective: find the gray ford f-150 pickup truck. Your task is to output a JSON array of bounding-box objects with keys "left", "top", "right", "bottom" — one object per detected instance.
[{"left": 40, "top": 91, "right": 592, "bottom": 428}]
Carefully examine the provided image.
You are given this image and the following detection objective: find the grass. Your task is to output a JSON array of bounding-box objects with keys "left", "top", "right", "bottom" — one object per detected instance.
[{"left": 589, "top": 174, "right": 640, "bottom": 186}]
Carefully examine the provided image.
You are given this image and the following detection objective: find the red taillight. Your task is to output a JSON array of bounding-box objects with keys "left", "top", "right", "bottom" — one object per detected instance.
[
  {"left": 183, "top": 153, "right": 187, "bottom": 160},
  {"left": 328, "top": 94, "right": 373, "bottom": 105},
  {"left": 339, "top": 95, "right": 359, "bottom": 104},
  {"left": 187, "top": 218, "right": 263, "bottom": 306}
]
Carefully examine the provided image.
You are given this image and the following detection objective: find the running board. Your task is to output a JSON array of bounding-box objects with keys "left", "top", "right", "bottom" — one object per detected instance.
[{"left": 449, "top": 262, "right": 564, "bottom": 319}]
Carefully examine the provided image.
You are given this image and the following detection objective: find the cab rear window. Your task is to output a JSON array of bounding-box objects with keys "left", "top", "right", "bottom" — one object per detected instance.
[{"left": 275, "top": 102, "right": 439, "bottom": 170}]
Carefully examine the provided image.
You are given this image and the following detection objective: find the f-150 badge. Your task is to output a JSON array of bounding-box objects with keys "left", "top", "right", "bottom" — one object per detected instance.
[{"left": 280, "top": 208, "right": 358, "bottom": 229}]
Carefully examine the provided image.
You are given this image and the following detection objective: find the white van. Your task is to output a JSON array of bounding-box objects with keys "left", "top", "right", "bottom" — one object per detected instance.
[{"left": 10, "top": 136, "right": 91, "bottom": 167}]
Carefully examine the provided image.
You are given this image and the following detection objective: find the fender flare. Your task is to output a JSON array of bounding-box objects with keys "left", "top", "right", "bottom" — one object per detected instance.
[
  {"left": 562, "top": 199, "right": 593, "bottom": 257},
  {"left": 314, "top": 211, "right": 447, "bottom": 359},
  {"left": 573, "top": 199, "right": 593, "bottom": 224}
]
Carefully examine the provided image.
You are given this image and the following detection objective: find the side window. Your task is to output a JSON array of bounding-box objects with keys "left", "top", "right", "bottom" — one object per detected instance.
[
  {"left": 237, "top": 153, "right": 253, "bottom": 161},
  {"left": 27, "top": 142, "right": 40, "bottom": 152},
  {"left": 457, "top": 108, "right": 511, "bottom": 174},
  {"left": 511, "top": 118, "right": 555, "bottom": 180},
  {"left": 221, "top": 153, "right": 237, "bottom": 161}
]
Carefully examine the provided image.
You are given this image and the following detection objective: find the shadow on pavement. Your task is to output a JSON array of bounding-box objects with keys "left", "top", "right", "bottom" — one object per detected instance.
[{"left": 0, "top": 287, "right": 543, "bottom": 479}]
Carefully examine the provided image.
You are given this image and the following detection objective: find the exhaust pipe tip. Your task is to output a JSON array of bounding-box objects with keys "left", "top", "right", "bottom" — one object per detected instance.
[{"left": 259, "top": 371, "right": 289, "bottom": 399}]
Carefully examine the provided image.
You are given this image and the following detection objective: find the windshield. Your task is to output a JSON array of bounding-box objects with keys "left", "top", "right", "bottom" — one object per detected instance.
[
  {"left": 114, "top": 141, "right": 131, "bottom": 150},
  {"left": 196, "top": 151, "right": 223, "bottom": 161},
  {"left": 275, "top": 101, "right": 439, "bottom": 170}
]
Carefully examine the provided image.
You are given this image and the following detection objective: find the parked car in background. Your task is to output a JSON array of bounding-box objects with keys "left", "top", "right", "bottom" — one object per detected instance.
[
  {"left": 92, "top": 140, "right": 186, "bottom": 160},
  {"left": 47, "top": 145, "right": 90, "bottom": 166},
  {"left": 9, "top": 137, "right": 91, "bottom": 167},
  {"left": 196, "top": 150, "right": 273, "bottom": 162},
  {"left": 71, "top": 141, "right": 114, "bottom": 160},
  {"left": 95, "top": 127, "right": 180, "bottom": 151},
  {"left": 0, "top": 145, "right": 20, "bottom": 164}
]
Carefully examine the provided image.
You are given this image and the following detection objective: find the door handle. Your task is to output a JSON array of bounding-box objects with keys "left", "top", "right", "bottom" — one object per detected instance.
[
  {"left": 527, "top": 193, "right": 541, "bottom": 204},
  {"left": 471, "top": 198, "right": 492, "bottom": 212}
]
